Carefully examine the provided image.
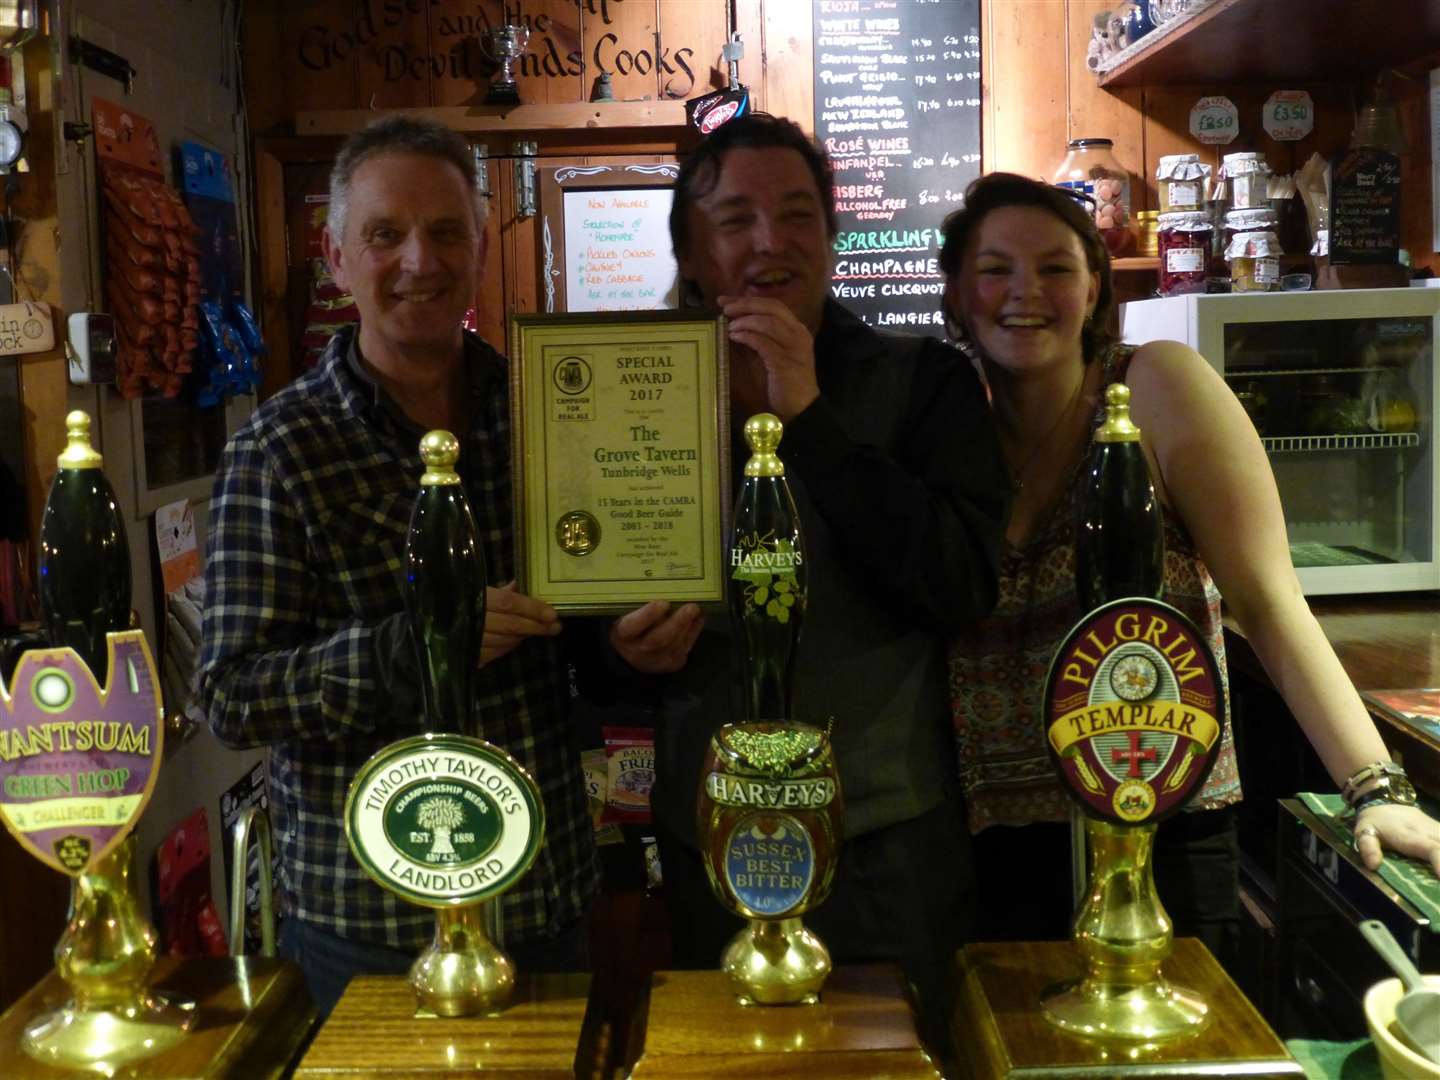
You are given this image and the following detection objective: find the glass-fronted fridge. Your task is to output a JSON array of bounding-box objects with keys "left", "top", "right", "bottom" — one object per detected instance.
[{"left": 1120, "top": 288, "right": 1439, "bottom": 595}]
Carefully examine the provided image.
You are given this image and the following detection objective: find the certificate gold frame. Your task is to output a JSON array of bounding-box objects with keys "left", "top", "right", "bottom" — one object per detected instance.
[{"left": 510, "top": 310, "right": 730, "bottom": 614}]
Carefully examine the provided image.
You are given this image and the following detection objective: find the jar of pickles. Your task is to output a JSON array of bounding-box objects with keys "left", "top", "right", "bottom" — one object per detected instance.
[
  {"left": 1224, "top": 229, "right": 1282, "bottom": 292},
  {"left": 1157, "top": 211, "right": 1212, "bottom": 295},
  {"left": 1223, "top": 206, "right": 1277, "bottom": 245},
  {"left": 1223, "top": 208, "right": 1277, "bottom": 273},
  {"left": 1155, "top": 153, "right": 1209, "bottom": 213},
  {"left": 1219, "top": 152, "right": 1270, "bottom": 209}
]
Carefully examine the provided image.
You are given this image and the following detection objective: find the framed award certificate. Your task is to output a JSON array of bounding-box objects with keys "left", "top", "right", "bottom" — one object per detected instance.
[{"left": 510, "top": 311, "right": 730, "bottom": 614}]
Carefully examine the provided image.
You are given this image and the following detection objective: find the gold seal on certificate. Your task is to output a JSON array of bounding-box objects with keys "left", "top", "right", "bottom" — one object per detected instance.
[{"left": 511, "top": 311, "right": 730, "bottom": 613}]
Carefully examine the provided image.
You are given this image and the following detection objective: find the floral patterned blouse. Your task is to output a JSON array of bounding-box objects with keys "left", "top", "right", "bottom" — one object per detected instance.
[{"left": 948, "top": 345, "right": 1242, "bottom": 833}]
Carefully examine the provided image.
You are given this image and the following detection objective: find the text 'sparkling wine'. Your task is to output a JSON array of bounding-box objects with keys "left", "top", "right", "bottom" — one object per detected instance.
[
  {"left": 39, "top": 411, "right": 131, "bottom": 676},
  {"left": 1076, "top": 383, "right": 1164, "bottom": 610},
  {"left": 405, "top": 430, "right": 487, "bottom": 732},
  {"left": 729, "top": 414, "right": 806, "bottom": 723}
]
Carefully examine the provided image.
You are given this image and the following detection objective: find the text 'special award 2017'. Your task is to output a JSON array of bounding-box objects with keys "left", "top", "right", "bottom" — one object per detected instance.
[{"left": 510, "top": 311, "right": 730, "bottom": 614}]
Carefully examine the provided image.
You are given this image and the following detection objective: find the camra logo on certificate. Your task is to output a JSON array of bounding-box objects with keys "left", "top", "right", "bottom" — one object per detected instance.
[
  {"left": 1043, "top": 598, "right": 1225, "bottom": 825},
  {"left": 551, "top": 355, "right": 595, "bottom": 422},
  {"left": 346, "top": 733, "right": 544, "bottom": 906}
]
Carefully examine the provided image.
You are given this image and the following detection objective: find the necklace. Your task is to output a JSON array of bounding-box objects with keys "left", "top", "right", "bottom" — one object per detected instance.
[{"left": 1003, "top": 371, "right": 1088, "bottom": 492}]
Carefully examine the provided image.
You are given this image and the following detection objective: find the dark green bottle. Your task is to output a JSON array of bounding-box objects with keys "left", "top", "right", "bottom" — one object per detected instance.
[
  {"left": 1075, "top": 383, "right": 1164, "bottom": 611},
  {"left": 38, "top": 410, "right": 131, "bottom": 677},
  {"left": 405, "top": 430, "right": 487, "bottom": 731},
  {"left": 729, "top": 413, "right": 806, "bottom": 723}
]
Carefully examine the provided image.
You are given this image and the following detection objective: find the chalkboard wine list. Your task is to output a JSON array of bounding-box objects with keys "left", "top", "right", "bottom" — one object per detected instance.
[
  {"left": 1076, "top": 384, "right": 1164, "bottom": 611},
  {"left": 38, "top": 411, "right": 133, "bottom": 678}
]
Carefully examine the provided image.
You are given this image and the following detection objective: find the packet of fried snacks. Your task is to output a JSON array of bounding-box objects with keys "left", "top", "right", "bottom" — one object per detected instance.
[
  {"left": 581, "top": 747, "right": 623, "bottom": 846},
  {"left": 603, "top": 726, "right": 655, "bottom": 825}
]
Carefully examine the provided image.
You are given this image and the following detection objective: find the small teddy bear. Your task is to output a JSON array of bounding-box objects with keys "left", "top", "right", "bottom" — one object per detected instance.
[
  {"left": 1087, "top": 4, "right": 1138, "bottom": 71},
  {"left": 1086, "top": 12, "right": 1115, "bottom": 72}
]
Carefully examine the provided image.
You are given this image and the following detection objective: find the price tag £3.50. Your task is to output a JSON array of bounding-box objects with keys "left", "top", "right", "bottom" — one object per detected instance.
[
  {"left": 1263, "top": 90, "right": 1314, "bottom": 141},
  {"left": 1190, "top": 96, "right": 1238, "bottom": 146}
]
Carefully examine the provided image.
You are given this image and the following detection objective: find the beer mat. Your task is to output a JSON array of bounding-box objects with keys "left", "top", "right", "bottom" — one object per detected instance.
[
  {"left": 1288, "top": 542, "right": 1392, "bottom": 568},
  {"left": 1284, "top": 1037, "right": 1381, "bottom": 1080},
  {"left": 1297, "top": 791, "right": 1440, "bottom": 926}
]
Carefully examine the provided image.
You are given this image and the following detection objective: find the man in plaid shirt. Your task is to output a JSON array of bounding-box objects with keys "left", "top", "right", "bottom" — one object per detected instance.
[{"left": 199, "top": 117, "right": 599, "bottom": 1016}]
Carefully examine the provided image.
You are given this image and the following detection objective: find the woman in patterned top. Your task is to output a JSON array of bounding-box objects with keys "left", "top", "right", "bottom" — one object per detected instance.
[{"left": 938, "top": 172, "right": 1440, "bottom": 958}]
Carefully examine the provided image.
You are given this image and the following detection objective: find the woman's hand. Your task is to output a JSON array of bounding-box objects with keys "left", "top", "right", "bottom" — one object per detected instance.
[{"left": 1353, "top": 802, "right": 1440, "bottom": 876}]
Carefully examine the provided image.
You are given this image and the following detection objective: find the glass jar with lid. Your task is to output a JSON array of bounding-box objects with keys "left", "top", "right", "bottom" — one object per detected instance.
[
  {"left": 1224, "top": 229, "right": 1282, "bottom": 292},
  {"left": 1219, "top": 151, "right": 1271, "bottom": 209},
  {"left": 1155, "top": 154, "right": 1209, "bottom": 213},
  {"left": 1053, "top": 138, "right": 1133, "bottom": 254},
  {"left": 1223, "top": 207, "right": 1277, "bottom": 251},
  {"left": 1156, "top": 211, "right": 1211, "bottom": 296}
]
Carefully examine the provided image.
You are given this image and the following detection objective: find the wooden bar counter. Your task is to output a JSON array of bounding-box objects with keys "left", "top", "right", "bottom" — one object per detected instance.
[
  {"left": 0, "top": 956, "right": 314, "bottom": 1079},
  {"left": 293, "top": 973, "right": 604, "bottom": 1078},
  {"left": 951, "top": 939, "right": 1303, "bottom": 1079},
  {"left": 1225, "top": 593, "right": 1440, "bottom": 694},
  {"left": 629, "top": 964, "right": 940, "bottom": 1078}
]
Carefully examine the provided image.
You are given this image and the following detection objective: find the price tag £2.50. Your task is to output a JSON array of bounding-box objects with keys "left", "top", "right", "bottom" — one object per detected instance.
[
  {"left": 1189, "top": 96, "right": 1238, "bottom": 145},
  {"left": 1263, "top": 90, "right": 1314, "bottom": 141}
]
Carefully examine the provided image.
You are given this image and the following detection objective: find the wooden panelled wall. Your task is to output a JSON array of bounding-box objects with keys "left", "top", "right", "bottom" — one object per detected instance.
[
  {"left": 984, "top": 0, "right": 1438, "bottom": 275},
  {"left": 242, "top": 0, "right": 1438, "bottom": 385},
  {"left": 241, "top": 0, "right": 823, "bottom": 139}
]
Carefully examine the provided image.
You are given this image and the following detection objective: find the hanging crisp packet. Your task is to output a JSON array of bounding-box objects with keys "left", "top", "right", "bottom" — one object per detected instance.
[
  {"left": 227, "top": 299, "right": 267, "bottom": 359},
  {"left": 602, "top": 726, "right": 655, "bottom": 825}
]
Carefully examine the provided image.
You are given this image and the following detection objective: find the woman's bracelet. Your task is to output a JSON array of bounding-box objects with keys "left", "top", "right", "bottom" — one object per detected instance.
[
  {"left": 1340, "top": 760, "right": 1409, "bottom": 806},
  {"left": 1341, "top": 773, "right": 1419, "bottom": 821}
]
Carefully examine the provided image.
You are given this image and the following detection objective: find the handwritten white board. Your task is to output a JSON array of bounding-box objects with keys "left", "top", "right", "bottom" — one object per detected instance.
[{"left": 563, "top": 187, "right": 679, "bottom": 312}]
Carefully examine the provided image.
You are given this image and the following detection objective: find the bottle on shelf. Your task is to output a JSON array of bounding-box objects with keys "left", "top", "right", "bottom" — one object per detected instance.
[
  {"left": 405, "top": 430, "right": 487, "bottom": 731},
  {"left": 728, "top": 413, "right": 806, "bottom": 723},
  {"left": 1075, "top": 384, "right": 1164, "bottom": 610},
  {"left": 38, "top": 411, "right": 131, "bottom": 677}
]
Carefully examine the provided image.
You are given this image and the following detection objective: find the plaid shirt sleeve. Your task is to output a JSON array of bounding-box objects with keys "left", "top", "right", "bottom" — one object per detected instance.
[{"left": 199, "top": 416, "right": 416, "bottom": 749}]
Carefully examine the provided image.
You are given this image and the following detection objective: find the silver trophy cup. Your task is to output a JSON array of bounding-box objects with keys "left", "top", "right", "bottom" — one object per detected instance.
[{"left": 482, "top": 23, "right": 531, "bottom": 105}]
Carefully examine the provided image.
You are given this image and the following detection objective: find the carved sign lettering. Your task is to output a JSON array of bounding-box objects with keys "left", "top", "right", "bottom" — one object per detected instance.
[{"left": 293, "top": 0, "right": 698, "bottom": 99}]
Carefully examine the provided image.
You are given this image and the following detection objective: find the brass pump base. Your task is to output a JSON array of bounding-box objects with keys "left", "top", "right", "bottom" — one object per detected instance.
[
  {"left": 21, "top": 835, "right": 196, "bottom": 1069},
  {"left": 22, "top": 994, "right": 196, "bottom": 1071},
  {"left": 410, "top": 902, "right": 515, "bottom": 1017},
  {"left": 1041, "top": 818, "right": 1209, "bottom": 1042},
  {"left": 1041, "top": 974, "right": 1208, "bottom": 1041},
  {"left": 722, "top": 917, "right": 831, "bottom": 1006}
]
